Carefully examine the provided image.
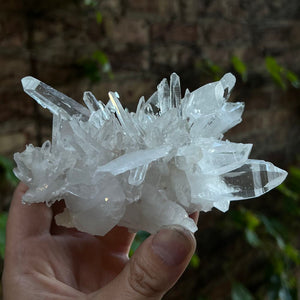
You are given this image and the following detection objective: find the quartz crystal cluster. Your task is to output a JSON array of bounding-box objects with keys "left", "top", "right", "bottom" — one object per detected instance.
[{"left": 14, "top": 73, "right": 287, "bottom": 235}]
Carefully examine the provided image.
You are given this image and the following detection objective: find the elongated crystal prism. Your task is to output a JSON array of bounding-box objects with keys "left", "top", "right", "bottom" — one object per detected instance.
[
  {"left": 222, "top": 160, "right": 288, "bottom": 200},
  {"left": 14, "top": 73, "right": 288, "bottom": 236},
  {"left": 83, "top": 91, "right": 102, "bottom": 112},
  {"left": 22, "top": 76, "right": 90, "bottom": 120}
]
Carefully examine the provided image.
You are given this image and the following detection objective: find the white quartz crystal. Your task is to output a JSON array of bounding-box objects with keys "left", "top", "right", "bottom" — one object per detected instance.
[{"left": 14, "top": 74, "right": 288, "bottom": 235}]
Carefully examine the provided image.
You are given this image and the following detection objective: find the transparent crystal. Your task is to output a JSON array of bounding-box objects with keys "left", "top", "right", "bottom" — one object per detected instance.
[
  {"left": 83, "top": 91, "right": 102, "bottom": 112},
  {"left": 22, "top": 76, "right": 90, "bottom": 121},
  {"left": 14, "top": 74, "right": 288, "bottom": 236}
]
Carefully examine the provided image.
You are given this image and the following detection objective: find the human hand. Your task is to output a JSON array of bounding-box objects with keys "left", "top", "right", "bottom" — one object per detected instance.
[{"left": 2, "top": 182, "right": 197, "bottom": 300}]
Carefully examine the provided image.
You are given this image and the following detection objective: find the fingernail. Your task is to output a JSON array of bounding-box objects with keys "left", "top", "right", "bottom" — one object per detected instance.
[{"left": 151, "top": 226, "right": 195, "bottom": 266}]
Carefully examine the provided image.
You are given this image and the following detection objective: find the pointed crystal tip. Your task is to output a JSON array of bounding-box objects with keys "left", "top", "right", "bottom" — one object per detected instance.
[{"left": 21, "top": 76, "right": 40, "bottom": 91}]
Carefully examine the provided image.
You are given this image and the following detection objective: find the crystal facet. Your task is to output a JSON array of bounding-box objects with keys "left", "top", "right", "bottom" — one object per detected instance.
[{"left": 14, "top": 73, "right": 288, "bottom": 236}]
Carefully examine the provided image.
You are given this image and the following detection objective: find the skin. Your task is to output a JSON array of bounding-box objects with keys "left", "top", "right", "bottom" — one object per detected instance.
[{"left": 2, "top": 182, "right": 198, "bottom": 300}]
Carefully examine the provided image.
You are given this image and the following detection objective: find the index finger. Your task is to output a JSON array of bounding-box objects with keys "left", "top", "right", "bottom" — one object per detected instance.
[{"left": 6, "top": 182, "right": 53, "bottom": 245}]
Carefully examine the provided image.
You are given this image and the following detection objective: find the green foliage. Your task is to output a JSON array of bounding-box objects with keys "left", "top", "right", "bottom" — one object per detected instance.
[
  {"left": 231, "top": 56, "right": 247, "bottom": 81},
  {"left": 0, "top": 155, "right": 19, "bottom": 187},
  {"left": 195, "top": 59, "right": 224, "bottom": 81},
  {"left": 0, "top": 156, "right": 18, "bottom": 260},
  {"left": 278, "top": 167, "right": 300, "bottom": 216},
  {"left": 79, "top": 3, "right": 112, "bottom": 83},
  {"left": 83, "top": 0, "right": 98, "bottom": 7},
  {"left": 78, "top": 50, "right": 113, "bottom": 83},
  {"left": 286, "top": 71, "right": 300, "bottom": 88},
  {"left": 265, "top": 56, "right": 285, "bottom": 89},
  {"left": 129, "top": 231, "right": 150, "bottom": 257},
  {"left": 190, "top": 253, "right": 200, "bottom": 269},
  {"left": 0, "top": 213, "right": 7, "bottom": 259},
  {"left": 231, "top": 282, "right": 254, "bottom": 300},
  {"left": 198, "top": 55, "right": 299, "bottom": 91},
  {"left": 95, "top": 11, "right": 102, "bottom": 24},
  {"left": 265, "top": 56, "right": 300, "bottom": 90},
  {"left": 230, "top": 166, "right": 300, "bottom": 299},
  {"left": 245, "top": 228, "right": 260, "bottom": 247}
]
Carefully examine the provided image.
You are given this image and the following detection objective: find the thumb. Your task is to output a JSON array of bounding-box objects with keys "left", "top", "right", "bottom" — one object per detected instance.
[{"left": 93, "top": 226, "right": 196, "bottom": 300}]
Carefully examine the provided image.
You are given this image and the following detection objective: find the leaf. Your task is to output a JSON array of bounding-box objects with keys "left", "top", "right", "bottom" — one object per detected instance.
[
  {"left": 286, "top": 71, "right": 300, "bottom": 88},
  {"left": 84, "top": 0, "right": 98, "bottom": 7},
  {"left": 272, "top": 257, "right": 285, "bottom": 275},
  {"left": 231, "top": 282, "right": 254, "bottom": 300},
  {"left": 190, "top": 253, "right": 200, "bottom": 269},
  {"left": 265, "top": 56, "right": 286, "bottom": 90},
  {"left": 195, "top": 59, "right": 223, "bottom": 81},
  {"left": 285, "top": 167, "right": 300, "bottom": 194},
  {"left": 279, "top": 287, "right": 293, "bottom": 300},
  {"left": 276, "top": 184, "right": 298, "bottom": 201},
  {"left": 78, "top": 58, "right": 101, "bottom": 82},
  {"left": 96, "top": 11, "right": 102, "bottom": 24},
  {"left": 283, "top": 244, "right": 300, "bottom": 265},
  {"left": 230, "top": 208, "right": 260, "bottom": 230},
  {"left": 289, "top": 166, "right": 300, "bottom": 181},
  {"left": 259, "top": 215, "right": 287, "bottom": 249},
  {"left": 231, "top": 56, "right": 247, "bottom": 81},
  {"left": 244, "top": 210, "right": 260, "bottom": 230},
  {"left": 129, "top": 231, "right": 150, "bottom": 256},
  {"left": 245, "top": 229, "right": 261, "bottom": 247},
  {"left": 0, "top": 213, "right": 8, "bottom": 259},
  {"left": 259, "top": 215, "right": 286, "bottom": 241},
  {"left": 93, "top": 50, "right": 108, "bottom": 65},
  {"left": 0, "top": 155, "right": 19, "bottom": 186}
]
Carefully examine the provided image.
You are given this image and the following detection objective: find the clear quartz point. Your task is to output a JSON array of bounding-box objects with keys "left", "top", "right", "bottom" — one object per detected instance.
[
  {"left": 22, "top": 76, "right": 90, "bottom": 121},
  {"left": 157, "top": 78, "right": 170, "bottom": 114},
  {"left": 83, "top": 91, "right": 102, "bottom": 112},
  {"left": 14, "top": 73, "right": 288, "bottom": 236},
  {"left": 170, "top": 72, "right": 181, "bottom": 108},
  {"left": 222, "top": 160, "right": 288, "bottom": 200}
]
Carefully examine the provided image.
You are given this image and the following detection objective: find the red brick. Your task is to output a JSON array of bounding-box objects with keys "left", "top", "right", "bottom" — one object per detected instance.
[
  {"left": 152, "top": 44, "right": 194, "bottom": 68},
  {"left": 0, "top": 91, "right": 34, "bottom": 122},
  {"left": 239, "top": 87, "right": 273, "bottom": 111},
  {"left": 0, "top": 0, "right": 23, "bottom": 11},
  {"left": 0, "top": 13, "right": 26, "bottom": 47},
  {"left": 110, "top": 48, "right": 149, "bottom": 71},
  {"left": 203, "top": 20, "right": 248, "bottom": 45},
  {"left": 127, "top": 0, "right": 180, "bottom": 17},
  {"left": 106, "top": 18, "right": 149, "bottom": 45},
  {"left": 226, "top": 111, "right": 265, "bottom": 138},
  {"left": 151, "top": 23, "right": 199, "bottom": 43},
  {"left": 127, "top": 0, "right": 159, "bottom": 13},
  {"left": 0, "top": 57, "right": 28, "bottom": 81},
  {"left": 0, "top": 132, "right": 26, "bottom": 155}
]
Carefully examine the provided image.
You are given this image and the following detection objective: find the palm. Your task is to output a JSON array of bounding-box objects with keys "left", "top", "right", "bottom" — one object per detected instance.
[
  {"left": 59, "top": 228, "right": 134, "bottom": 290},
  {"left": 4, "top": 183, "right": 135, "bottom": 299}
]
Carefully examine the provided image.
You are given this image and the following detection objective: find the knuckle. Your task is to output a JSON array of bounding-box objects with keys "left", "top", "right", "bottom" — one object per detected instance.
[{"left": 128, "top": 256, "right": 163, "bottom": 297}]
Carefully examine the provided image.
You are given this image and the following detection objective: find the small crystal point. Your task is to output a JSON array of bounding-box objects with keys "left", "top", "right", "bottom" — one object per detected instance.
[
  {"left": 220, "top": 73, "right": 236, "bottom": 97},
  {"left": 83, "top": 91, "right": 102, "bottom": 112},
  {"left": 21, "top": 76, "right": 39, "bottom": 91},
  {"left": 157, "top": 78, "right": 170, "bottom": 114},
  {"left": 108, "top": 91, "right": 141, "bottom": 139},
  {"left": 22, "top": 76, "right": 90, "bottom": 121},
  {"left": 170, "top": 72, "right": 181, "bottom": 108}
]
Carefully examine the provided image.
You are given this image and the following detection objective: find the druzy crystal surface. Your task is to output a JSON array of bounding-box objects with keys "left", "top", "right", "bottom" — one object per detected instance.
[{"left": 14, "top": 74, "right": 287, "bottom": 235}]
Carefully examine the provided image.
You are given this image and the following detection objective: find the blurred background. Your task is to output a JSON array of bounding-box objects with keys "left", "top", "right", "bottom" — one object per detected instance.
[{"left": 0, "top": 0, "right": 299, "bottom": 299}]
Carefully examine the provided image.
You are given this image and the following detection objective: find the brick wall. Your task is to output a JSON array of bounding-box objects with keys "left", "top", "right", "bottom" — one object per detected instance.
[{"left": 0, "top": 0, "right": 299, "bottom": 167}]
